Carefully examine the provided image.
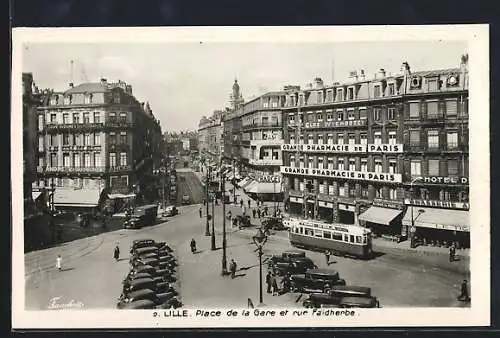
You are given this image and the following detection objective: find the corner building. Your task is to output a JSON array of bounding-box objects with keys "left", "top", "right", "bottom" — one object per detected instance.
[{"left": 281, "top": 59, "right": 469, "bottom": 248}]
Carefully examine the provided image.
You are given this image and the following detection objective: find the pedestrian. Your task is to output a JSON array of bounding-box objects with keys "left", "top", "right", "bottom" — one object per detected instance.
[
  {"left": 266, "top": 271, "right": 272, "bottom": 293},
  {"left": 252, "top": 208, "right": 256, "bottom": 218},
  {"left": 257, "top": 208, "right": 261, "bottom": 219},
  {"left": 325, "top": 250, "right": 330, "bottom": 266},
  {"left": 199, "top": 207, "right": 203, "bottom": 218},
  {"left": 241, "top": 205, "right": 246, "bottom": 216},
  {"left": 230, "top": 259, "right": 237, "bottom": 278},
  {"left": 248, "top": 199, "right": 251, "bottom": 209},
  {"left": 264, "top": 205, "right": 269, "bottom": 216},
  {"left": 114, "top": 244, "right": 120, "bottom": 261},
  {"left": 280, "top": 273, "right": 292, "bottom": 294},
  {"left": 240, "top": 199, "right": 244, "bottom": 208},
  {"left": 56, "top": 255, "right": 62, "bottom": 271},
  {"left": 271, "top": 274, "right": 279, "bottom": 296},
  {"left": 227, "top": 210, "right": 232, "bottom": 221},
  {"left": 190, "top": 238, "right": 197, "bottom": 254},
  {"left": 449, "top": 244, "right": 456, "bottom": 262},
  {"left": 232, "top": 217, "right": 238, "bottom": 228},
  {"left": 457, "top": 280, "right": 470, "bottom": 301}
]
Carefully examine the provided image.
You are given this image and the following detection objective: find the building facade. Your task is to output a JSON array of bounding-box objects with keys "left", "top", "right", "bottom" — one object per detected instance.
[
  {"left": 280, "top": 58, "right": 469, "bottom": 248},
  {"left": 34, "top": 78, "right": 163, "bottom": 211},
  {"left": 198, "top": 110, "right": 225, "bottom": 166}
]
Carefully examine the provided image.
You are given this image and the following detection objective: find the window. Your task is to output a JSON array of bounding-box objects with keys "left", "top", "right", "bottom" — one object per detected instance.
[
  {"left": 327, "top": 134, "right": 334, "bottom": 145},
  {"left": 84, "top": 153, "right": 91, "bottom": 167},
  {"left": 317, "top": 134, "right": 324, "bottom": 145},
  {"left": 373, "top": 108, "right": 381, "bottom": 121},
  {"left": 299, "top": 156, "right": 304, "bottom": 168},
  {"left": 388, "top": 131, "right": 397, "bottom": 145},
  {"left": 339, "top": 186, "right": 345, "bottom": 197},
  {"left": 308, "top": 134, "right": 314, "bottom": 145},
  {"left": 94, "top": 133, "right": 100, "bottom": 146},
  {"left": 38, "top": 115, "right": 44, "bottom": 130},
  {"left": 348, "top": 134, "right": 356, "bottom": 145},
  {"left": 84, "top": 133, "right": 91, "bottom": 146},
  {"left": 338, "top": 158, "right": 345, "bottom": 171},
  {"left": 428, "top": 130, "right": 439, "bottom": 149},
  {"left": 328, "top": 157, "right": 334, "bottom": 170},
  {"left": 428, "top": 159, "right": 440, "bottom": 176},
  {"left": 74, "top": 134, "right": 81, "bottom": 146},
  {"left": 328, "top": 184, "right": 334, "bottom": 195},
  {"left": 347, "top": 109, "right": 355, "bottom": 120},
  {"left": 318, "top": 157, "right": 324, "bottom": 169},
  {"left": 389, "top": 188, "right": 397, "bottom": 200},
  {"left": 120, "top": 112, "right": 127, "bottom": 122},
  {"left": 337, "top": 134, "right": 344, "bottom": 145},
  {"left": 361, "top": 184, "right": 369, "bottom": 198},
  {"left": 374, "top": 158, "right": 383, "bottom": 173},
  {"left": 63, "top": 113, "right": 69, "bottom": 124},
  {"left": 289, "top": 114, "right": 295, "bottom": 124},
  {"left": 356, "top": 236, "right": 363, "bottom": 244},
  {"left": 50, "top": 153, "right": 57, "bottom": 167},
  {"left": 361, "top": 158, "right": 368, "bottom": 172},
  {"left": 375, "top": 187, "right": 382, "bottom": 198},
  {"left": 73, "top": 153, "right": 80, "bottom": 167},
  {"left": 317, "top": 91, "right": 323, "bottom": 104},
  {"left": 374, "top": 131, "right": 382, "bottom": 145},
  {"left": 427, "top": 101, "right": 439, "bottom": 118},
  {"left": 299, "top": 181, "right": 304, "bottom": 191},
  {"left": 389, "top": 159, "right": 397, "bottom": 174},
  {"left": 308, "top": 157, "right": 314, "bottom": 169},
  {"left": 84, "top": 93, "right": 93, "bottom": 104},
  {"left": 317, "top": 113, "right": 323, "bottom": 122},
  {"left": 446, "top": 100, "right": 458, "bottom": 117},
  {"left": 113, "top": 92, "right": 121, "bottom": 104},
  {"left": 348, "top": 87, "right": 354, "bottom": 100},
  {"left": 94, "top": 112, "right": 100, "bottom": 123},
  {"left": 83, "top": 112, "right": 90, "bottom": 124},
  {"left": 336, "top": 88, "right": 343, "bottom": 101},
  {"left": 448, "top": 159, "right": 458, "bottom": 176},
  {"left": 64, "top": 95, "right": 72, "bottom": 105},
  {"left": 410, "top": 130, "right": 420, "bottom": 147},
  {"left": 337, "top": 110, "right": 344, "bottom": 121},
  {"left": 439, "top": 190, "right": 451, "bottom": 201},
  {"left": 387, "top": 108, "right": 396, "bottom": 120},
  {"left": 38, "top": 136, "right": 44, "bottom": 151},
  {"left": 50, "top": 134, "right": 57, "bottom": 146},
  {"left": 290, "top": 134, "right": 296, "bottom": 144},
  {"left": 109, "top": 112, "right": 116, "bottom": 122},
  {"left": 298, "top": 113, "right": 304, "bottom": 123},
  {"left": 63, "top": 154, "right": 71, "bottom": 167},
  {"left": 326, "top": 90, "right": 333, "bottom": 102},
  {"left": 409, "top": 102, "right": 420, "bottom": 118},
  {"left": 373, "top": 85, "right": 381, "bottom": 98},
  {"left": 410, "top": 160, "right": 421, "bottom": 176},
  {"left": 326, "top": 112, "right": 334, "bottom": 121},
  {"left": 388, "top": 83, "right": 395, "bottom": 96},
  {"left": 447, "top": 132, "right": 458, "bottom": 149},
  {"left": 50, "top": 113, "right": 57, "bottom": 123},
  {"left": 299, "top": 135, "right": 304, "bottom": 144},
  {"left": 120, "top": 152, "right": 127, "bottom": 166},
  {"left": 73, "top": 113, "right": 80, "bottom": 124},
  {"left": 428, "top": 79, "right": 438, "bottom": 91},
  {"left": 359, "top": 108, "right": 367, "bottom": 120},
  {"left": 109, "top": 152, "right": 117, "bottom": 167},
  {"left": 323, "top": 231, "right": 332, "bottom": 239},
  {"left": 109, "top": 132, "right": 116, "bottom": 145},
  {"left": 63, "top": 133, "right": 69, "bottom": 145},
  {"left": 360, "top": 133, "right": 367, "bottom": 145},
  {"left": 120, "top": 132, "right": 127, "bottom": 144},
  {"left": 349, "top": 158, "right": 356, "bottom": 171},
  {"left": 290, "top": 155, "right": 295, "bottom": 167}
]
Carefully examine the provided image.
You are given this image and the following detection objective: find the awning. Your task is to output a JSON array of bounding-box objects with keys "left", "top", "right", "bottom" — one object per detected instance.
[
  {"left": 243, "top": 180, "right": 258, "bottom": 192},
  {"left": 108, "top": 193, "right": 136, "bottom": 199},
  {"left": 53, "top": 188, "right": 103, "bottom": 208},
  {"left": 358, "top": 206, "right": 402, "bottom": 226},
  {"left": 290, "top": 196, "right": 304, "bottom": 203},
  {"left": 402, "top": 207, "right": 469, "bottom": 232},
  {"left": 238, "top": 177, "right": 252, "bottom": 188},
  {"left": 32, "top": 191, "right": 42, "bottom": 201},
  {"left": 246, "top": 182, "right": 283, "bottom": 194}
]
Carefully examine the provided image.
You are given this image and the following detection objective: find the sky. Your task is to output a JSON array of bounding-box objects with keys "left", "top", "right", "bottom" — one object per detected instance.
[{"left": 22, "top": 40, "right": 468, "bottom": 132}]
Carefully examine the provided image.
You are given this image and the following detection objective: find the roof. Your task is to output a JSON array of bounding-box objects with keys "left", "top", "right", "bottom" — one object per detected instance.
[
  {"left": 411, "top": 68, "right": 460, "bottom": 77},
  {"left": 64, "top": 82, "right": 109, "bottom": 94}
]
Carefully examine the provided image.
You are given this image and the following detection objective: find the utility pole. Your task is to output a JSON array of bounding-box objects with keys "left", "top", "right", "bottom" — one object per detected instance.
[
  {"left": 205, "top": 166, "right": 211, "bottom": 236},
  {"left": 210, "top": 186, "right": 216, "bottom": 250},
  {"left": 221, "top": 173, "right": 228, "bottom": 275}
]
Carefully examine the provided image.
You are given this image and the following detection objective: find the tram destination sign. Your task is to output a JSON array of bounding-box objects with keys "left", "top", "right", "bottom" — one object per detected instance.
[{"left": 280, "top": 166, "right": 402, "bottom": 183}]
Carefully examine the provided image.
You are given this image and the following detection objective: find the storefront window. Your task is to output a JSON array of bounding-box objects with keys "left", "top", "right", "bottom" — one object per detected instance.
[{"left": 389, "top": 188, "right": 397, "bottom": 200}]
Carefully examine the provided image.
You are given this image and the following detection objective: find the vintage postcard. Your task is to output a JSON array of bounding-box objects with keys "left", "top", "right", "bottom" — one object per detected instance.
[{"left": 11, "top": 25, "right": 490, "bottom": 328}]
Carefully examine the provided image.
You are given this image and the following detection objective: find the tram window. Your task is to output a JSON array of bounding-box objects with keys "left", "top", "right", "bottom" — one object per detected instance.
[
  {"left": 315, "top": 231, "right": 323, "bottom": 238},
  {"left": 363, "top": 235, "right": 367, "bottom": 244},
  {"left": 332, "top": 232, "right": 343, "bottom": 241},
  {"left": 344, "top": 234, "right": 349, "bottom": 242},
  {"left": 323, "top": 232, "right": 332, "bottom": 239},
  {"left": 305, "top": 229, "right": 314, "bottom": 236},
  {"left": 356, "top": 236, "right": 362, "bottom": 244},
  {"left": 350, "top": 235, "right": 355, "bottom": 243},
  {"left": 300, "top": 227, "right": 304, "bottom": 234}
]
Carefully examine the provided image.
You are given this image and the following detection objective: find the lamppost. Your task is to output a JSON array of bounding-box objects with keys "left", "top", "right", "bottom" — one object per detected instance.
[
  {"left": 205, "top": 166, "right": 211, "bottom": 236},
  {"left": 221, "top": 173, "right": 228, "bottom": 275},
  {"left": 210, "top": 188, "right": 216, "bottom": 250},
  {"left": 252, "top": 227, "right": 268, "bottom": 305},
  {"left": 409, "top": 176, "right": 424, "bottom": 248}
]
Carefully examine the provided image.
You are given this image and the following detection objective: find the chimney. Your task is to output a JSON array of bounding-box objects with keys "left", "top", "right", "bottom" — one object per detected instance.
[
  {"left": 401, "top": 62, "right": 411, "bottom": 76},
  {"left": 314, "top": 77, "right": 324, "bottom": 89},
  {"left": 360, "top": 70, "right": 366, "bottom": 80},
  {"left": 69, "top": 82, "right": 74, "bottom": 88},
  {"left": 460, "top": 54, "right": 469, "bottom": 73},
  {"left": 379, "top": 68, "right": 386, "bottom": 78},
  {"left": 100, "top": 78, "right": 107, "bottom": 86}
]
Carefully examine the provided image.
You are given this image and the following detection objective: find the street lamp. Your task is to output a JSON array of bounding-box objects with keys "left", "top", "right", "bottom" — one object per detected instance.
[
  {"left": 409, "top": 176, "right": 424, "bottom": 248},
  {"left": 252, "top": 227, "right": 268, "bottom": 305},
  {"left": 205, "top": 166, "right": 211, "bottom": 236},
  {"left": 210, "top": 189, "right": 216, "bottom": 250},
  {"left": 221, "top": 173, "right": 228, "bottom": 275}
]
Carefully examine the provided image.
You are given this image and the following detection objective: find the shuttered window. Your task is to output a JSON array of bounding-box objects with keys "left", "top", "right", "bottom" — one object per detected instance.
[
  {"left": 428, "top": 159, "right": 440, "bottom": 176},
  {"left": 410, "top": 130, "right": 420, "bottom": 146},
  {"left": 448, "top": 159, "right": 458, "bottom": 176},
  {"left": 446, "top": 100, "right": 458, "bottom": 117},
  {"left": 409, "top": 102, "right": 420, "bottom": 118},
  {"left": 427, "top": 101, "right": 439, "bottom": 118}
]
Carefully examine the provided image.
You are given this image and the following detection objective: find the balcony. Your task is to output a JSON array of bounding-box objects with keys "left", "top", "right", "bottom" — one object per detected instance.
[
  {"left": 109, "top": 165, "right": 132, "bottom": 173},
  {"left": 109, "top": 143, "right": 130, "bottom": 152},
  {"left": 44, "top": 123, "right": 104, "bottom": 133},
  {"left": 105, "top": 120, "right": 135, "bottom": 130},
  {"left": 250, "top": 139, "right": 284, "bottom": 146},
  {"left": 248, "top": 158, "right": 283, "bottom": 166},
  {"left": 242, "top": 122, "right": 281, "bottom": 130}
]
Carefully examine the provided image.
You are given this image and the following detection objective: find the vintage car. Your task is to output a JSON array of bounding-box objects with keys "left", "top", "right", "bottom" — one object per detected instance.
[
  {"left": 162, "top": 205, "right": 178, "bottom": 217},
  {"left": 131, "top": 239, "right": 156, "bottom": 250},
  {"left": 236, "top": 215, "right": 252, "bottom": 229},
  {"left": 122, "top": 277, "right": 157, "bottom": 294},
  {"left": 339, "top": 296, "right": 380, "bottom": 308},
  {"left": 270, "top": 257, "right": 318, "bottom": 277},
  {"left": 123, "top": 205, "right": 159, "bottom": 229},
  {"left": 130, "top": 257, "right": 159, "bottom": 268},
  {"left": 120, "top": 299, "right": 157, "bottom": 309},
  {"left": 123, "top": 272, "right": 153, "bottom": 285},
  {"left": 129, "top": 264, "right": 157, "bottom": 277},
  {"left": 117, "top": 289, "right": 178, "bottom": 309},
  {"left": 262, "top": 216, "right": 286, "bottom": 231},
  {"left": 267, "top": 250, "right": 307, "bottom": 267},
  {"left": 290, "top": 268, "right": 346, "bottom": 293},
  {"left": 302, "top": 286, "right": 372, "bottom": 308},
  {"left": 131, "top": 246, "right": 159, "bottom": 257}
]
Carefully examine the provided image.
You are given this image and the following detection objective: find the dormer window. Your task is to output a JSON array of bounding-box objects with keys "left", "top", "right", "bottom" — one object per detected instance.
[
  {"left": 388, "top": 83, "right": 395, "bottom": 96},
  {"left": 336, "top": 88, "right": 344, "bottom": 101},
  {"left": 373, "top": 85, "right": 381, "bottom": 98},
  {"left": 316, "top": 91, "right": 323, "bottom": 104},
  {"left": 326, "top": 89, "right": 334, "bottom": 102},
  {"left": 427, "top": 78, "right": 438, "bottom": 92},
  {"left": 63, "top": 95, "right": 72, "bottom": 105},
  {"left": 347, "top": 87, "right": 355, "bottom": 100},
  {"left": 84, "top": 93, "right": 93, "bottom": 104},
  {"left": 50, "top": 95, "right": 58, "bottom": 106},
  {"left": 113, "top": 92, "right": 121, "bottom": 104}
]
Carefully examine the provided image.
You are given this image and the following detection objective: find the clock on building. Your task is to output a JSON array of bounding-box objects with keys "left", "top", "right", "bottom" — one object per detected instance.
[{"left": 447, "top": 75, "right": 458, "bottom": 86}]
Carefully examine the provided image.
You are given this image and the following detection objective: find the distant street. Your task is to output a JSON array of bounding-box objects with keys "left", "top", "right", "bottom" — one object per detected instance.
[
  {"left": 176, "top": 169, "right": 204, "bottom": 205},
  {"left": 25, "top": 170, "right": 470, "bottom": 309}
]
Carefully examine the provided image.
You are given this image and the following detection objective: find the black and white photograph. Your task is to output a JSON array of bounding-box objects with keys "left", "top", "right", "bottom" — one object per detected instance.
[{"left": 11, "top": 25, "right": 489, "bottom": 328}]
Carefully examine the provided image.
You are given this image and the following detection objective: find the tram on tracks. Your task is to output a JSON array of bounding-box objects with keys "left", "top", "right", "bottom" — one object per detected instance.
[{"left": 287, "top": 218, "right": 373, "bottom": 259}]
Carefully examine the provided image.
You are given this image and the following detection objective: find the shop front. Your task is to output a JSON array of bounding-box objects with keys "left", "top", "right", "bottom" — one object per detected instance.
[
  {"left": 317, "top": 200, "right": 334, "bottom": 222},
  {"left": 402, "top": 202, "right": 470, "bottom": 248},
  {"left": 338, "top": 203, "right": 356, "bottom": 224},
  {"left": 288, "top": 196, "right": 303, "bottom": 216},
  {"left": 358, "top": 199, "right": 404, "bottom": 241}
]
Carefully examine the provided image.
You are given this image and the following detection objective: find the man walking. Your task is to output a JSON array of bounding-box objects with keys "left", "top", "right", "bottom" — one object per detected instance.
[
  {"left": 252, "top": 208, "right": 256, "bottom": 219},
  {"left": 325, "top": 250, "right": 330, "bottom": 266},
  {"left": 248, "top": 199, "right": 251, "bottom": 209},
  {"left": 190, "top": 238, "right": 197, "bottom": 254},
  {"left": 114, "top": 244, "right": 120, "bottom": 262},
  {"left": 240, "top": 199, "right": 244, "bottom": 208},
  {"left": 199, "top": 207, "right": 203, "bottom": 218},
  {"left": 230, "top": 259, "right": 237, "bottom": 279},
  {"left": 56, "top": 255, "right": 62, "bottom": 271},
  {"left": 457, "top": 279, "right": 470, "bottom": 301},
  {"left": 449, "top": 244, "right": 456, "bottom": 262},
  {"left": 257, "top": 208, "right": 261, "bottom": 219},
  {"left": 266, "top": 271, "right": 272, "bottom": 293},
  {"left": 271, "top": 274, "right": 279, "bottom": 296}
]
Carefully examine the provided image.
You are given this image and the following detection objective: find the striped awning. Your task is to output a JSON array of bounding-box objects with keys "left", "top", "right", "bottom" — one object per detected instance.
[
  {"left": 402, "top": 207, "right": 469, "bottom": 232},
  {"left": 53, "top": 188, "right": 103, "bottom": 208},
  {"left": 358, "top": 206, "right": 402, "bottom": 226}
]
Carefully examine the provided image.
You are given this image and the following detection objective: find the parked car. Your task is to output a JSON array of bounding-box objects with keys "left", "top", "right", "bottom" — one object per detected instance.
[
  {"left": 117, "top": 289, "right": 179, "bottom": 309},
  {"left": 122, "top": 277, "right": 157, "bottom": 294},
  {"left": 123, "top": 272, "right": 153, "bottom": 285},
  {"left": 290, "top": 268, "right": 346, "bottom": 293},
  {"left": 120, "top": 299, "right": 156, "bottom": 309},
  {"left": 236, "top": 215, "right": 252, "bottom": 228},
  {"left": 131, "top": 239, "right": 156, "bottom": 250},
  {"left": 340, "top": 296, "right": 380, "bottom": 308},
  {"left": 130, "top": 257, "right": 160, "bottom": 269},
  {"left": 267, "top": 250, "right": 307, "bottom": 267},
  {"left": 130, "top": 246, "right": 159, "bottom": 257},
  {"left": 123, "top": 205, "right": 159, "bottom": 229},
  {"left": 262, "top": 216, "right": 286, "bottom": 231},
  {"left": 270, "top": 257, "right": 318, "bottom": 276},
  {"left": 162, "top": 205, "right": 178, "bottom": 217},
  {"left": 302, "top": 285, "right": 372, "bottom": 308},
  {"left": 129, "top": 264, "right": 157, "bottom": 277}
]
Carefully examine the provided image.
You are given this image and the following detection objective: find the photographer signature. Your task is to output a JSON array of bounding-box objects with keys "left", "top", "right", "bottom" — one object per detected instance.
[{"left": 48, "top": 296, "right": 84, "bottom": 310}]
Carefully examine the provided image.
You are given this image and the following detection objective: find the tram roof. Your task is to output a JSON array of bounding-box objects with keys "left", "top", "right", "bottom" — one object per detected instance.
[{"left": 285, "top": 217, "right": 371, "bottom": 234}]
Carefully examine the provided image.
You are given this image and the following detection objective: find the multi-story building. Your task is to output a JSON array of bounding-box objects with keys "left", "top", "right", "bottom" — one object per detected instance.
[
  {"left": 280, "top": 57, "right": 469, "bottom": 248},
  {"left": 198, "top": 110, "right": 225, "bottom": 166},
  {"left": 34, "top": 78, "right": 163, "bottom": 212}
]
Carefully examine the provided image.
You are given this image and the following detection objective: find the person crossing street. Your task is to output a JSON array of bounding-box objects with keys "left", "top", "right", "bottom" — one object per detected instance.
[
  {"left": 266, "top": 271, "right": 272, "bottom": 293},
  {"left": 113, "top": 244, "right": 120, "bottom": 262}
]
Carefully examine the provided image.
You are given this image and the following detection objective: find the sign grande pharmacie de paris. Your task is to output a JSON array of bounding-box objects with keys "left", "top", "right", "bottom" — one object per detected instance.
[{"left": 280, "top": 166, "right": 402, "bottom": 183}]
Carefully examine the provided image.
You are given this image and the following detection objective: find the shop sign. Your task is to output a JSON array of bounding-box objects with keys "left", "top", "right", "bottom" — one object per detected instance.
[
  {"left": 422, "top": 176, "right": 468, "bottom": 185},
  {"left": 418, "top": 222, "right": 469, "bottom": 233},
  {"left": 281, "top": 144, "right": 365, "bottom": 153},
  {"left": 404, "top": 199, "right": 469, "bottom": 210},
  {"left": 280, "top": 166, "right": 402, "bottom": 183},
  {"left": 296, "top": 120, "right": 366, "bottom": 128},
  {"left": 258, "top": 175, "right": 281, "bottom": 183},
  {"left": 338, "top": 203, "right": 356, "bottom": 212},
  {"left": 372, "top": 198, "right": 404, "bottom": 210},
  {"left": 367, "top": 144, "right": 403, "bottom": 153}
]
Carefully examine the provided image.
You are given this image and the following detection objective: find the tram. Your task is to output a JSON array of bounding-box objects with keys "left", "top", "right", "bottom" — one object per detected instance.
[{"left": 287, "top": 218, "right": 373, "bottom": 259}]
